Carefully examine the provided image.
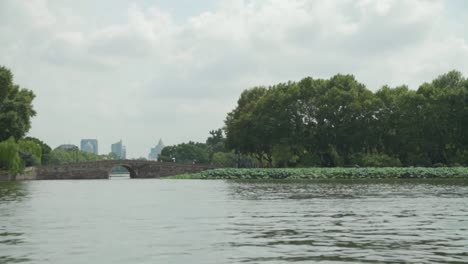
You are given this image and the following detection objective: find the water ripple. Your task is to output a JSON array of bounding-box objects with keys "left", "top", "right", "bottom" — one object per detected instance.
[{"left": 0, "top": 180, "right": 467, "bottom": 263}]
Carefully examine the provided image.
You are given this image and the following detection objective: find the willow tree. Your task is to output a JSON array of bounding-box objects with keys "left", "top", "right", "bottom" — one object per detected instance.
[{"left": 0, "top": 137, "right": 23, "bottom": 173}]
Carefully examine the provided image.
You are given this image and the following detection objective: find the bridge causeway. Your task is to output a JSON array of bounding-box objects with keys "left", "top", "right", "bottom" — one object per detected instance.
[{"left": 35, "top": 160, "right": 217, "bottom": 180}]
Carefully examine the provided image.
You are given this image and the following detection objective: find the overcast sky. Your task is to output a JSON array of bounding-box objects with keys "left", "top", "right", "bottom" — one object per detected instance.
[{"left": 1, "top": 0, "right": 468, "bottom": 158}]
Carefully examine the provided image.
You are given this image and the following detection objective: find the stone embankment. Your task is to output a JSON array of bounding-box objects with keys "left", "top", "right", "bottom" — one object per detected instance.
[{"left": 0, "top": 167, "right": 37, "bottom": 181}]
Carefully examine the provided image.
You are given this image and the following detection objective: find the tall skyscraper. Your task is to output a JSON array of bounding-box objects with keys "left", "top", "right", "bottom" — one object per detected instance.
[
  {"left": 111, "top": 140, "right": 126, "bottom": 159},
  {"left": 80, "top": 139, "right": 98, "bottom": 154},
  {"left": 148, "top": 139, "right": 165, "bottom": 160}
]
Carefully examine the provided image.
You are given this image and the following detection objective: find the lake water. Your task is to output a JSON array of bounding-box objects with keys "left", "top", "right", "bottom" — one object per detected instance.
[{"left": 1, "top": 179, "right": 468, "bottom": 264}]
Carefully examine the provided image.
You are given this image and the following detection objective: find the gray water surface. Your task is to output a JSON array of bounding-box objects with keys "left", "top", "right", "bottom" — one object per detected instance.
[{"left": 1, "top": 179, "right": 468, "bottom": 264}]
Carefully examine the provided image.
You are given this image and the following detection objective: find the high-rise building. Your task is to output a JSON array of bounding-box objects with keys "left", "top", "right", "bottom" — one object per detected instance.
[
  {"left": 111, "top": 140, "right": 126, "bottom": 159},
  {"left": 121, "top": 146, "right": 127, "bottom": 160},
  {"left": 80, "top": 139, "right": 98, "bottom": 154},
  {"left": 148, "top": 139, "right": 165, "bottom": 160}
]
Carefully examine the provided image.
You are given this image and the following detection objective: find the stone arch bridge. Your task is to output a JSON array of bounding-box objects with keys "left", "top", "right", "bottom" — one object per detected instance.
[{"left": 35, "top": 160, "right": 217, "bottom": 180}]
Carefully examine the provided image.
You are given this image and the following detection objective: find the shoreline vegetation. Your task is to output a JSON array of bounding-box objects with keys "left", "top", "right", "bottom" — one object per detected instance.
[
  {"left": 167, "top": 167, "right": 468, "bottom": 180},
  {"left": 163, "top": 71, "right": 468, "bottom": 170},
  {"left": 221, "top": 71, "right": 468, "bottom": 168},
  {"left": 2, "top": 65, "right": 468, "bottom": 179}
]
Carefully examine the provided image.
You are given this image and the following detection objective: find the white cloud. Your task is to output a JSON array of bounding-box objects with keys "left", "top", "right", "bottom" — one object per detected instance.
[{"left": 0, "top": 0, "right": 467, "bottom": 157}]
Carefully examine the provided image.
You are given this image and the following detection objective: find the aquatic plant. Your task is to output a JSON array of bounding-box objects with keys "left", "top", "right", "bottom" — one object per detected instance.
[{"left": 167, "top": 167, "right": 468, "bottom": 180}]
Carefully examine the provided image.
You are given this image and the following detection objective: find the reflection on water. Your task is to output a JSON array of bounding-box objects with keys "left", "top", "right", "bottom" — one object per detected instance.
[
  {"left": 0, "top": 181, "right": 29, "bottom": 202},
  {"left": 0, "top": 182, "right": 30, "bottom": 263},
  {"left": 0, "top": 179, "right": 467, "bottom": 264},
  {"left": 109, "top": 173, "right": 130, "bottom": 180}
]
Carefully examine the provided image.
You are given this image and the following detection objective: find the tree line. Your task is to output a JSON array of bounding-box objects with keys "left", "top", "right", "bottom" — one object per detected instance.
[
  {"left": 2, "top": 64, "right": 467, "bottom": 171},
  {"left": 0, "top": 66, "right": 39, "bottom": 173},
  {"left": 223, "top": 71, "right": 468, "bottom": 167},
  {"left": 160, "top": 71, "right": 468, "bottom": 168},
  {"left": 159, "top": 129, "right": 239, "bottom": 166}
]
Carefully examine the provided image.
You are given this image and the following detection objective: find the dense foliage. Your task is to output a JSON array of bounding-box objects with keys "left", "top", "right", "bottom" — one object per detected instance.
[
  {"left": 0, "top": 66, "right": 36, "bottom": 141},
  {"left": 0, "top": 138, "right": 23, "bottom": 173},
  {"left": 0, "top": 66, "right": 38, "bottom": 173},
  {"left": 160, "top": 129, "right": 257, "bottom": 167},
  {"left": 47, "top": 149, "right": 105, "bottom": 165},
  {"left": 169, "top": 167, "right": 468, "bottom": 180},
  {"left": 225, "top": 71, "right": 468, "bottom": 167},
  {"left": 160, "top": 141, "right": 211, "bottom": 164},
  {"left": 0, "top": 137, "right": 50, "bottom": 173},
  {"left": 18, "top": 138, "right": 42, "bottom": 166}
]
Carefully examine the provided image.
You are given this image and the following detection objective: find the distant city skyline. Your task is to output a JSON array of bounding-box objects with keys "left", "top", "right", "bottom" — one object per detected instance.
[{"left": 55, "top": 138, "right": 171, "bottom": 159}]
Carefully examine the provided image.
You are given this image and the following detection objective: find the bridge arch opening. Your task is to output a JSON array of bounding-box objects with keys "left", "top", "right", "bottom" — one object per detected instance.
[{"left": 109, "top": 165, "right": 137, "bottom": 179}]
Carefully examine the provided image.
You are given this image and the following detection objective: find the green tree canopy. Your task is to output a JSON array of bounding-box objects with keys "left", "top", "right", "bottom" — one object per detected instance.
[
  {"left": 24, "top": 137, "right": 52, "bottom": 165},
  {"left": 160, "top": 141, "right": 210, "bottom": 164},
  {"left": 223, "top": 71, "right": 468, "bottom": 167},
  {"left": 0, "top": 137, "right": 23, "bottom": 173},
  {"left": 48, "top": 148, "right": 103, "bottom": 165},
  {"left": 0, "top": 66, "right": 36, "bottom": 141},
  {"left": 18, "top": 138, "right": 42, "bottom": 166}
]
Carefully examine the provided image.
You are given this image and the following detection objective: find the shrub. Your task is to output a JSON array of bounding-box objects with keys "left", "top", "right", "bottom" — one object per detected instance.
[
  {"left": 433, "top": 163, "right": 446, "bottom": 168},
  {"left": 168, "top": 167, "right": 468, "bottom": 180},
  {"left": 297, "top": 152, "right": 321, "bottom": 167},
  {"left": 211, "top": 152, "right": 237, "bottom": 167},
  {"left": 0, "top": 137, "right": 24, "bottom": 173},
  {"left": 18, "top": 138, "right": 42, "bottom": 166},
  {"left": 352, "top": 153, "right": 402, "bottom": 167}
]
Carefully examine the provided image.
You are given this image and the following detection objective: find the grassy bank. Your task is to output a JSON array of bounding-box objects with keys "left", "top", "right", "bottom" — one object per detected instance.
[{"left": 167, "top": 167, "right": 468, "bottom": 180}]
